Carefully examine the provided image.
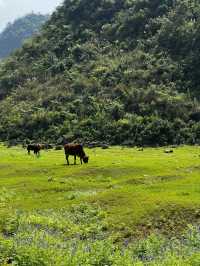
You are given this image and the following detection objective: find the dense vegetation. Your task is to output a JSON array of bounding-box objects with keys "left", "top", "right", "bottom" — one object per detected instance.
[
  {"left": 0, "top": 145, "right": 199, "bottom": 265},
  {"left": 0, "top": 13, "right": 48, "bottom": 59},
  {"left": 1, "top": 0, "right": 200, "bottom": 145}
]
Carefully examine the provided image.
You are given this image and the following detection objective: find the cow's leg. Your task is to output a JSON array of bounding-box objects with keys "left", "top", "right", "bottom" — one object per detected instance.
[
  {"left": 80, "top": 158, "right": 82, "bottom": 165},
  {"left": 74, "top": 155, "right": 76, "bottom": 165},
  {"left": 27, "top": 149, "right": 30, "bottom": 155},
  {"left": 66, "top": 154, "right": 69, "bottom": 165}
]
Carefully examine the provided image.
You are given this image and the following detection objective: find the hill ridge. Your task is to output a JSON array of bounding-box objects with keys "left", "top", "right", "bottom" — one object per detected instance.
[{"left": 0, "top": 13, "right": 48, "bottom": 59}]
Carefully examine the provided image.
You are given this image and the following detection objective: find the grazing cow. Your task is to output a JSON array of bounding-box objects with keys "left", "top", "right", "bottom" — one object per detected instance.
[
  {"left": 27, "top": 144, "right": 44, "bottom": 155},
  {"left": 64, "top": 143, "right": 89, "bottom": 165},
  {"left": 164, "top": 149, "right": 174, "bottom": 154}
]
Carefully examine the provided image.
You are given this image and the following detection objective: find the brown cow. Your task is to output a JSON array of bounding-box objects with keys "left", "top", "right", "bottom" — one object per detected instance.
[
  {"left": 27, "top": 144, "right": 44, "bottom": 155},
  {"left": 64, "top": 143, "right": 89, "bottom": 165}
]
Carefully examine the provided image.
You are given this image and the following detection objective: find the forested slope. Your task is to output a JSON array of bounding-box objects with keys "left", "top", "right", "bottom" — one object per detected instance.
[
  {"left": 0, "top": 0, "right": 200, "bottom": 145},
  {"left": 0, "top": 13, "right": 48, "bottom": 59}
]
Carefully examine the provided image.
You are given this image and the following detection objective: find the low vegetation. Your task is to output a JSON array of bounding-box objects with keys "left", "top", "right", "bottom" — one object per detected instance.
[{"left": 0, "top": 145, "right": 199, "bottom": 265}]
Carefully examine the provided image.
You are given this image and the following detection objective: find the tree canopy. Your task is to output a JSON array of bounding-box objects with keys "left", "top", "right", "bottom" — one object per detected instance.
[{"left": 0, "top": 0, "right": 200, "bottom": 146}]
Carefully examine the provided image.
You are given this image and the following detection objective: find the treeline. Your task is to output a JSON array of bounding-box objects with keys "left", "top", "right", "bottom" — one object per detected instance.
[{"left": 0, "top": 0, "right": 200, "bottom": 146}]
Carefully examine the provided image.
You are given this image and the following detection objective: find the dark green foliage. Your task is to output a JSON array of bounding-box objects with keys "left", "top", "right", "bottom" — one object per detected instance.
[
  {"left": 0, "top": 0, "right": 200, "bottom": 145},
  {"left": 0, "top": 13, "right": 48, "bottom": 59}
]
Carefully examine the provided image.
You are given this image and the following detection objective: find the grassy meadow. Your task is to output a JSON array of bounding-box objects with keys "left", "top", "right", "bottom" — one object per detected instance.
[{"left": 0, "top": 144, "right": 200, "bottom": 265}]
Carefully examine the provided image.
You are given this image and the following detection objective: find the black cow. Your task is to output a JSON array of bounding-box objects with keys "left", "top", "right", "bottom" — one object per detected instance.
[
  {"left": 64, "top": 143, "right": 89, "bottom": 165},
  {"left": 27, "top": 144, "right": 44, "bottom": 155}
]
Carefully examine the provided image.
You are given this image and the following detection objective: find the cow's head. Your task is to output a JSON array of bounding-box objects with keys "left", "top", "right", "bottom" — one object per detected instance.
[{"left": 83, "top": 156, "right": 89, "bottom": 163}]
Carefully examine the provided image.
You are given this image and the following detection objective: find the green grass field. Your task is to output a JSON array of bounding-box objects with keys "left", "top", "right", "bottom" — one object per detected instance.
[{"left": 0, "top": 145, "right": 200, "bottom": 265}]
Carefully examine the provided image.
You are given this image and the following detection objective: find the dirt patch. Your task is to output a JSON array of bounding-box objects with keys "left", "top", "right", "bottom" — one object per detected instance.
[
  {"left": 155, "top": 175, "right": 184, "bottom": 182},
  {"left": 74, "top": 167, "right": 147, "bottom": 181},
  {"left": 136, "top": 204, "right": 200, "bottom": 238},
  {"left": 123, "top": 178, "right": 147, "bottom": 185},
  {"left": 33, "top": 187, "right": 73, "bottom": 193},
  {"left": 123, "top": 175, "right": 184, "bottom": 186}
]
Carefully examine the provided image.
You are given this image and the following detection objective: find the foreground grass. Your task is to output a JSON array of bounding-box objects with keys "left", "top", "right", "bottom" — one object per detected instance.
[
  {"left": 1, "top": 205, "right": 200, "bottom": 266},
  {"left": 0, "top": 145, "right": 200, "bottom": 265}
]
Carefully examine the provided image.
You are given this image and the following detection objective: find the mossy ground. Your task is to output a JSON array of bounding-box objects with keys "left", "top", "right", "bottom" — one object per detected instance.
[{"left": 0, "top": 145, "right": 200, "bottom": 265}]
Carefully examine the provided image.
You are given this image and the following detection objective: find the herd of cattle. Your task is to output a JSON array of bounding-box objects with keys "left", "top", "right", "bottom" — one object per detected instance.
[
  {"left": 27, "top": 143, "right": 89, "bottom": 165},
  {"left": 26, "top": 142, "right": 175, "bottom": 165}
]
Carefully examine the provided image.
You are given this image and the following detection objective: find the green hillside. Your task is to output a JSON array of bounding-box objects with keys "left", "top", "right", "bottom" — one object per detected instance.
[
  {"left": 0, "top": 13, "right": 48, "bottom": 59},
  {"left": 0, "top": 0, "right": 200, "bottom": 145}
]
